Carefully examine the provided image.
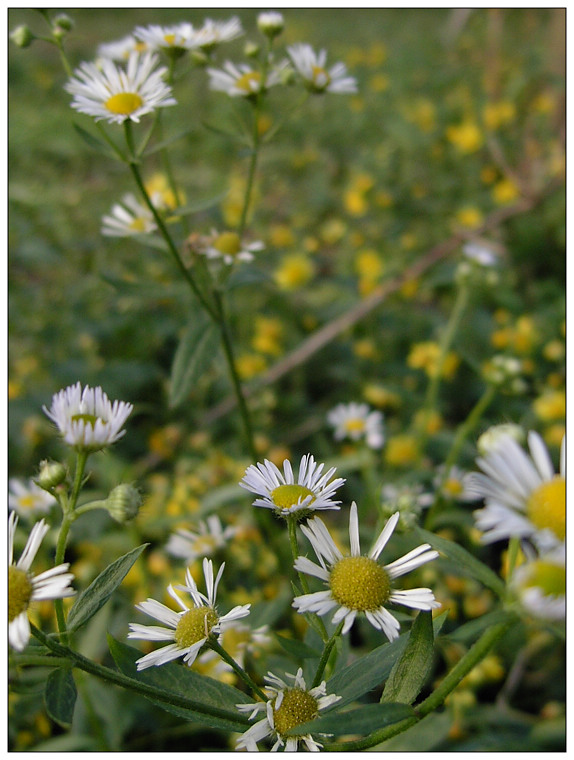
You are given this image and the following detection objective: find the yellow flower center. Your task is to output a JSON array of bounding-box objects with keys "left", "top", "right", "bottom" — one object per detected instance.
[
  {"left": 443, "top": 478, "right": 463, "bottom": 497},
  {"left": 71, "top": 413, "right": 100, "bottom": 428},
  {"left": 174, "top": 607, "right": 218, "bottom": 649},
  {"left": 105, "top": 92, "right": 144, "bottom": 116},
  {"left": 9, "top": 566, "right": 33, "bottom": 622},
  {"left": 270, "top": 484, "right": 315, "bottom": 511},
  {"left": 526, "top": 477, "right": 565, "bottom": 541},
  {"left": 523, "top": 559, "right": 565, "bottom": 596},
  {"left": 330, "top": 556, "right": 391, "bottom": 611},
  {"left": 311, "top": 66, "right": 330, "bottom": 90},
  {"left": 235, "top": 71, "right": 262, "bottom": 94},
  {"left": 344, "top": 418, "right": 366, "bottom": 434},
  {"left": 273, "top": 688, "right": 319, "bottom": 737},
  {"left": 214, "top": 232, "right": 242, "bottom": 256},
  {"left": 129, "top": 217, "right": 149, "bottom": 232},
  {"left": 16, "top": 495, "right": 37, "bottom": 511},
  {"left": 163, "top": 34, "right": 177, "bottom": 46}
]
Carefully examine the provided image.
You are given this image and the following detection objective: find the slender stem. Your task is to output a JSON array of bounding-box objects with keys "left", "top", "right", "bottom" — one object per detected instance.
[
  {"left": 30, "top": 625, "right": 250, "bottom": 729},
  {"left": 238, "top": 111, "right": 260, "bottom": 237},
  {"left": 312, "top": 621, "right": 344, "bottom": 688},
  {"left": 287, "top": 517, "right": 329, "bottom": 643},
  {"left": 207, "top": 637, "right": 267, "bottom": 701},
  {"left": 322, "top": 616, "right": 517, "bottom": 751}
]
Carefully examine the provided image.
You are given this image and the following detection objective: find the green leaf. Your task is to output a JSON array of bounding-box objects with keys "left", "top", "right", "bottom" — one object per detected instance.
[
  {"left": 286, "top": 702, "right": 415, "bottom": 738},
  {"left": 414, "top": 527, "right": 506, "bottom": 598},
  {"left": 169, "top": 315, "right": 219, "bottom": 409},
  {"left": 72, "top": 123, "right": 119, "bottom": 160},
  {"left": 376, "top": 710, "right": 453, "bottom": 751},
  {"left": 44, "top": 668, "right": 77, "bottom": 728},
  {"left": 67, "top": 544, "right": 148, "bottom": 632},
  {"left": 171, "top": 191, "right": 228, "bottom": 218},
  {"left": 381, "top": 611, "right": 435, "bottom": 705},
  {"left": 274, "top": 633, "right": 321, "bottom": 660},
  {"left": 444, "top": 609, "right": 519, "bottom": 644},
  {"left": 108, "top": 637, "right": 251, "bottom": 732},
  {"left": 141, "top": 128, "right": 195, "bottom": 156}
]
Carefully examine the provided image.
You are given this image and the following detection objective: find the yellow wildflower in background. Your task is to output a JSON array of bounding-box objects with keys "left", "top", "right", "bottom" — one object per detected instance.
[
  {"left": 369, "top": 73, "right": 389, "bottom": 92},
  {"left": 236, "top": 353, "right": 267, "bottom": 380},
  {"left": 446, "top": 120, "right": 483, "bottom": 153},
  {"left": 385, "top": 434, "right": 420, "bottom": 467},
  {"left": 544, "top": 424, "right": 566, "bottom": 448},
  {"left": 543, "top": 339, "right": 565, "bottom": 362},
  {"left": 353, "top": 338, "right": 378, "bottom": 360},
  {"left": 533, "top": 390, "right": 565, "bottom": 422},
  {"left": 480, "top": 165, "right": 498, "bottom": 184},
  {"left": 355, "top": 248, "right": 384, "bottom": 292},
  {"left": 407, "top": 98, "right": 436, "bottom": 133},
  {"left": 455, "top": 206, "right": 484, "bottom": 229},
  {"left": 482, "top": 100, "right": 516, "bottom": 130},
  {"left": 413, "top": 409, "right": 443, "bottom": 435},
  {"left": 269, "top": 224, "right": 295, "bottom": 248},
  {"left": 320, "top": 218, "right": 347, "bottom": 244},
  {"left": 344, "top": 189, "right": 369, "bottom": 216},
  {"left": 363, "top": 384, "right": 401, "bottom": 410},
  {"left": 492, "top": 177, "right": 519, "bottom": 205},
  {"left": 407, "top": 341, "right": 460, "bottom": 380},
  {"left": 252, "top": 316, "right": 284, "bottom": 357},
  {"left": 274, "top": 254, "right": 314, "bottom": 289},
  {"left": 375, "top": 190, "right": 393, "bottom": 208}
]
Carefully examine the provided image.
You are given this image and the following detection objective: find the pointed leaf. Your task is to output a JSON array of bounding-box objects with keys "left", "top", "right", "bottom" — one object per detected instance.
[
  {"left": 45, "top": 668, "right": 77, "bottom": 728},
  {"left": 286, "top": 702, "right": 415, "bottom": 738},
  {"left": 169, "top": 316, "right": 219, "bottom": 408},
  {"left": 73, "top": 123, "right": 120, "bottom": 160},
  {"left": 141, "top": 128, "right": 195, "bottom": 156},
  {"left": 381, "top": 611, "right": 435, "bottom": 705},
  {"left": 67, "top": 544, "right": 148, "bottom": 632},
  {"left": 274, "top": 633, "right": 321, "bottom": 660},
  {"left": 414, "top": 527, "right": 506, "bottom": 598}
]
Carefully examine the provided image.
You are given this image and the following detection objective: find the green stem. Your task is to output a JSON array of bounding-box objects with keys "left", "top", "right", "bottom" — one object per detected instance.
[
  {"left": 323, "top": 616, "right": 517, "bottom": 751},
  {"left": 238, "top": 112, "right": 260, "bottom": 237},
  {"left": 287, "top": 517, "right": 329, "bottom": 643},
  {"left": 312, "top": 622, "right": 344, "bottom": 688},
  {"left": 30, "top": 624, "right": 250, "bottom": 729},
  {"left": 207, "top": 637, "right": 267, "bottom": 701}
]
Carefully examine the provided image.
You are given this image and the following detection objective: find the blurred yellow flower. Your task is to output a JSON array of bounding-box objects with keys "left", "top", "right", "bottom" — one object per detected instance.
[
  {"left": 148, "top": 425, "right": 182, "bottom": 459},
  {"left": 353, "top": 338, "right": 378, "bottom": 360},
  {"left": 455, "top": 206, "right": 484, "bottom": 229},
  {"left": 367, "top": 42, "right": 387, "bottom": 66},
  {"left": 532, "top": 91, "right": 555, "bottom": 114},
  {"left": 320, "top": 218, "right": 347, "bottom": 244},
  {"left": 413, "top": 409, "right": 443, "bottom": 435},
  {"left": 492, "top": 177, "right": 519, "bottom": 205},
  {"left": 269, "top": 224, "right": 295, "bottom": 248},
  {"left": 446, "top": 120, "right": 483, "bottom": 153},
  {"left": 252, "top": 316, "right": 284, "bottom": 357},
  {"left": 355, "top": 248, "right": 384, "bottom": 280},
  {"left": 369, "top": 73, "right": 389, "bottom": 92},
  {"left": 480, "top": 165, "right": 498, "bottom": 184},
  {"left": 400, "top": 278, "right": 419, "bottom": 299},
  {"left": 344, "top": 189, "right": 369, "bottom": 216},
  {"left": 408, "top": 98, "right": 436, "bottom": 133},
  {"left": 533, "top": 390, "right": 565, "bottom": 421},
  {"left": 483, "top": 100, "right": 516, "bottom": 130},
  {"left": 363, "top": 383, "right": 401, "bottom": 410},
  {"left": 257, "top": 113, "right": 272, "bottom": 135},
  {"left": 400, "top": 232, "right": 417, "bottom": 250},
  {"left": 145, "top": 172, "right": 185, "bottom": 211},
  {"left": 274, "top": 253, "right": 315, "bottom": 289},
  {"left": 407, "top": 341, "right": 460, "bottom": 380},
  {"left": 236, "top": 353, "right": 267, "bottom": 380},
  {"left": 375, "top": 190, "right": 393, "bottom": 208},
  {"left": 385, "top": 434, "right": 420, "bottom": 467},
  {"left": 544, "top": 423, "right": 566, "bottom": 448}
]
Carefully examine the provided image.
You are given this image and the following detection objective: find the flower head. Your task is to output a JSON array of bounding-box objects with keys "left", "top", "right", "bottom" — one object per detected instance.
[
  {"left": 287, "top": 43, "right": 357, "bottom": 94},
  {"left": 206, "top": 60, "right": 286, "bottom": 98},
  {"left": 166, "top": 515, "right": 237, "bottom": 563},
  {"left": 97, "top": 35, "right": 149, "bottom": 62},
  {"left": 236, "top": 667, "right": 341, "bottom": 751},
  {"left": 195, "top": 17, "right": 243, "bottom": 50},
  {"left": 65, "top": 52, "right": 176, "bottom": 125},
  {"left": 198, "top": 230, "right": 264, "bottom": 265},
  {"left": 9, "top": 512, "right": 75, "bottom": 651},
  {"left": 512, "top": 545, "right": 565, "bottom": 621},
  {"left": 327, "top": 402, "right": 384, "bottom": 449},
  {"left": 240, "top": 454, "right": 345, "bottom": 520},
  {"left": 43, "top": 382, "right": 133, "bottom": 452},
  {"left": 128, "top": 558, "right": 250, "bottom": 670},
  {"left": 9, "top": 478, "right": 56, "bottom": 518},
  {"left": 293, "top": 503, "right": 440, "bottom": 639},
  {"left": 133, "top": 23, "right": 201, "bottom": 55},
  {"left": 101, "top": 193, "right": 157, "bottom": 237},
  {"left": 466, "top": 431, "right": 565, "bottom": 551}
]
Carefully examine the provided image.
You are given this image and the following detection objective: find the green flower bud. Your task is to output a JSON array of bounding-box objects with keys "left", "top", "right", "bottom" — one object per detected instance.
[
  {"left": 10, "top": 25, "right": 35, "bottom": 48},
  {"left": 105, "top": 484, "right": 142, "bottom": 524},
  {"left": 244, "top": 41, "right": 260, "bottom": 58},
  {"left": 190, "top": 49, "right": 209, "bottom": 67},
  {"left": 52, "top": 13, "right": 74, "bottom": 34},
  {"left": 257, "top": 11, "right": 284, "bottom": 37},
  {"left": 36, "top": 460, "right": 67, "bottom": 490}
]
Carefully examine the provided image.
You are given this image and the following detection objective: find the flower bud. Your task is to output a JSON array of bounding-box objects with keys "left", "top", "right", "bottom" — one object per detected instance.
[
  {"left": 244, "top": 41, "right": 260, "bottom": 58},
  {"left": 36, "top": 460, "right": 67, "bottom": 490},
  {"left": 10, "top": 25, "right": 35, "bottom": 48},
  {"left": 105, "top": 484, "right": 142, "bottom": 524},
  {"left": 477, "top": 423, "right": 525, "bottom": 455},
  {"left": 52, "top": 13, "right": 74, "bottom": 35},
  {"left": 257, "top": 11, "right": 284, "bottom": 38}
]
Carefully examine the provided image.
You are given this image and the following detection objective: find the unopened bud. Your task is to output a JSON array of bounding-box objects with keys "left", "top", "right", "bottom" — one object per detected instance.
[
  {"left": 244, "top": 41, "right": 260, "bottom": 58},
  {"left": 257, "top": 11, "right": 284, "bottom": 38},
  {"left": 10, "top": 25, "right": 35, "bottom": 48},
  {"left": 106, "top": 484, "right": 142, "bottom": 524},
  {"left": 36, "top": 460, "right": 67, "bottom": 490},
  {"left": 477, "top": 423, "right": 525, "bottom": 455},
  {"left": 52, "top": 13, "right": 74, "bottom": 35}
]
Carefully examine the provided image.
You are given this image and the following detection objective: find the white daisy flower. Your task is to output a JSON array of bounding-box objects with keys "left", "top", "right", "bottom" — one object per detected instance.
[
  {"left": 65, "top": 51, "right": 176, "bottom": 125},
  {"left": 293, "top": 503, "right": 440, "bottom": 640},
  {"left": 434, "top": 465, "right": 478, "bottom": 502},
  {"left": 512, "top": 545, "right": 565, "bottom": 621},
  {"left": 127, "top": 558, "right": 250, "bottom": 670},
  {"left": 101, "top": 193, "right": 157, "bottom": 237},
  {"left": 199, "top": 230, "right": 264, "bottom": 265},
  {"left": 287, "top": 43, "right": 357, "bottom": 94},
  {"left": 240, "top": 454, "right": 345, "bottom": 519},
  {"left": 97, "top": 35, "right": 149, "bottom": 62},
  {"left": 133, "top": 23, "right": 202, "bottom": 54},
  {"left": 195, "top": 16, "right": 243, "bottom": 50},
  {"left": 43, "top": 382, "right": 133, "bottom": 453},
  {"left": 257, "top": 12, "right": 285, "bottom": 37},
  {"left": 327, "top": 402, "right": 384, "bottom": 449},
  {"left": 462, "top": 240, "right": 499, "bottom": 267},
  {"left": 206, "top": 60, "right": 286, "bottom": 98},
  {"left": 236, "top": 667, "right": 341, "bottom": 752},
  {"left": 466, "top": 431, "right": 565, "bottom": 551},
  {"left": 477, "top": 423, "right": 525, "bottom": 455},
  {"left": 9, "top": 512, "right": 75, "bottom": 651},
  {"left": 166, "top": 515, "right": 237, "bottom": 563},
  {"left": 9, "top": 478, "right": 56, "bottom": 518}
]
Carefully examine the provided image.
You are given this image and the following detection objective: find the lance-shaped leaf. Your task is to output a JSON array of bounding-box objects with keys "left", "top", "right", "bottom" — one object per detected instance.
[
  {"left": 286, "top": 702, "right": 415, "bottom": 738},
  {"left": 169, "top": 314, "right": 219, "bottom": 409},
  {"left": 45, "top": 667, "right": 77, "bottom": 728},
  {"left": 381, "top": 610, "right": 436, "bottom": 705},
  {"left": 67, "top": 544, "right": 148, "bottom": 632}
]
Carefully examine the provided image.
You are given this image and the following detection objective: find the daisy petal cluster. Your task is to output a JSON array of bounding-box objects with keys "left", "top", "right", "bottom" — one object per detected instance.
[
  {"left": 240, "top": 454, "right": 345, "bottom": 519},
  {"left": 198, "top": 230, "right": 264, "bottom": 265},
  {"left": 9, "top": 512, "right": 75, "bottom": 651},
  {"left": 43, "top": 382, "right": 133, "bottom": 452},
  {"left": 166, "top": 515, "right": 237, "bottom": 563},
  {"left": 293, "top": 502, "right": 440, "bottom": 639},
  {"left": 327, "top": 401, "right": 385, "bottom": 449},
  {"left": 101, "top": 193, "right": 157, "bottom": 237},
  {"left": 206, "top": 60, "right": 287, "bottom": 98},
  {"left": 465, "top": 430, "right": 565, "bottom": 551},
  {"left": 128, "top": 558, "right": 250, "bottom": 670},
  {"left": 65, "top": 51, "right": 176, "bottom": 125},
  {"left": 512, "top": 545, "right": 565, "bottom": 621},
  {"left": 195, "top": 16, "right": 243, "bottom": 50},
  {"left": 287, "top": 43, "right": 357, "bottom": 94},
  {"left": 9, "top": 478, "right": 56, "bottom": 518},
  {"left": 97, "top": 35, "right": 149, "bottom": 62},
  {"left": 133, "top": 23, "right": 201, "bottom": 55},
  {"left": 236, "top": 667, "right": 341, "bottom": 751}
]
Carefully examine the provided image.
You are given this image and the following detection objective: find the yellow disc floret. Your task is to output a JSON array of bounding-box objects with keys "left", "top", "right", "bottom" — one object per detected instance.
[
  {"left": 71, "top": 413, "right": 100, "bottom": 428},
  {"left": 273, "top": 688, "right": 319, "bottom": 737},
  {"left": 330, "top": 556, "right": 391, "bottom": 611},
  {"left": 344, "top": 418, "right": 367, "bottom": 435},
  {"left": 9, "top": 566, "right": 33, "bottom": 622},
  {"left": 235, "top": 71, "right": 262, "bottom": 95},
  {"left": 174, "top": 607, "right": 218, "bottom": 649},
  {"left": 105, "top": 92, "right": 144, "bottom": 116},
  {"left": 526, "top": 476, "right": 565, "bottom": 541},
  {"left": 270, "top": 484, "right": 315, "bottom": 511},
  {"left": 523, "top": 559, "right": 566, "bottom": 596},
  {"left": 214, "top": 232, "right": 242, "bottom": 257}
]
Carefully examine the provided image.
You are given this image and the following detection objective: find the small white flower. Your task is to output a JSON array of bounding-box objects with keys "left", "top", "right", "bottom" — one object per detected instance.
[
  {"left": 257, "top": 12, "right": 284, "bottom": 37},
  {"left": 287, "top": 43, "right": 357, "bottom": 94},
  {"left": 293, "top": 502, "right": 440, "bottom": 640},
  {"left": 195, "top": 16, "right": 243, "bottom": 49},
  {"left": 97, "top": 35, "right": 149, "bottom": 62},
  {"left": 240, "top": 454, "right": 345, "bottom": 519},
  {"left": 206, "top": 60, "right": 286, "bottom": 97},
  {"left": 199, "top": 230, "right": 264, "bottom": 265},
  {"left": 166, "top": 515, "right": 237, "bottom": 563},
  {"left": 133, "top": 23, "right": 202, "bottom": 53},
  {"left": 9, "top": 512, "right": 75, "bottom": 651},
  {"left": 101, "top": 193, "right": 157, "bottom": 237},
  {"left": 236, "top": 667, "right": 341, "bottom": 752},
  {"left": 477, "top": 423, "right": 525, "bottom": 455},
  {"left": 327, "top": 402, "right": 384, "bottom": 449},
  {"left": 127, "top": 558, "right": 250, "bottom": 670},
  {"left": 65, "top": 51, "right": 176, "bottom": 125},
  {"left": 462, "top": 241, "right": 500, "bottom": 267},
  {"left": 435, "top": 465, "right": 478, "bottom": 502},
  {"left": 466, "top": 431, "right": 565, "bottom": 551},
  {"left": 43, "top": 382, "right": 133, "bottom": 452},
  {"left": 512, "top": 545, "right": 565, "bottom": 621},
  {"left": 9, "top": 478, "right": 56, "bottom": 518}
]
